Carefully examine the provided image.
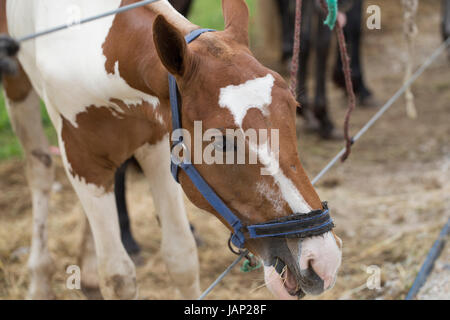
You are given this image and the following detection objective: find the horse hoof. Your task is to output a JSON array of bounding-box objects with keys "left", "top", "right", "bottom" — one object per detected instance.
[
  {"left": 359, "top": 94, "right": 380, "bottom": 108},
  {"left": 27, "top": 289, "right": 56, "bottom": 300},
  {"left": 319, "top": 129, "right": 344, "bottom": 141},
  {"left": 81, "top": 284, "right": 103, "bottom": 300},
  {"left": 129, "top": 253, "right": 145, "bottom": 267}
]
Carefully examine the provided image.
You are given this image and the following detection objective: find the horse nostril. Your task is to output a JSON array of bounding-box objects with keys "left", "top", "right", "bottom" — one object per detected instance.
[
  {"left": 303, "top": 262, "right": 321, "bottom": 283},
  {"left": 298, "top": 262, "right": 325, "bottom": 295}
]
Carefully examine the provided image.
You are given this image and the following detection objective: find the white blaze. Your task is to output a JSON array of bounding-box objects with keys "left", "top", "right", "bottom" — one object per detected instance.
[
  {"left": 253, "top": 142, "right": 312, "bottom": 214},
  {"left": 219, "top": 74, "right": 275, "bottom": 127}
]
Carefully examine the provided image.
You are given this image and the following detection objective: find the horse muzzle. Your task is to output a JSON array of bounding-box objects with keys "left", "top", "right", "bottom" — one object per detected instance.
[{"left": 260, "top": 234, "right": 341, "bottom": 299}]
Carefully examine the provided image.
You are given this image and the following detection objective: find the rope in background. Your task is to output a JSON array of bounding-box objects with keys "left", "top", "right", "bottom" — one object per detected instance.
[
  {"left": 402, "top": 0, "right": 419, "bottom": 119},
  {"left": 289, "top": 0, "right": 303, "bottom": 99},
  {"left": 319, "top": 0, "right": 356, "bottom": 162}
]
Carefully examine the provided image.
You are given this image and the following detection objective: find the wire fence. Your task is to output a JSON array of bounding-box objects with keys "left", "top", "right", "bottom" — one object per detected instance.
[{"left": 17, "top": 0, "right": 162, "bottom": 43}]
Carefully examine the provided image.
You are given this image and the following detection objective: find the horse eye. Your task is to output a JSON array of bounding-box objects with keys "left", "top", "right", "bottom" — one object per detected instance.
[{"left": 214, "top": 136, "right": 236, "bottom": 153}]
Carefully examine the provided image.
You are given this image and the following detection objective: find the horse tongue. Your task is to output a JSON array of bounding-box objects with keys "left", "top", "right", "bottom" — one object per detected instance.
[{"left": 284, "top": 267, "right": 299, "bottom": 295}]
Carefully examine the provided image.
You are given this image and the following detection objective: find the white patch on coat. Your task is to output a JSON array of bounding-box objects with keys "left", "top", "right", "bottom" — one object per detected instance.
[
  {"left": 7, "top": 0, "right": 160, "bottom": 130},
  {"left": 251, "top": 142, "right": 312, "bottom": 214},
  {"left": 219, "top": 74, "right": 275, "bottom": 127},
  {"left": 256, "top": 181, "right": 285, "bottom": 214}
]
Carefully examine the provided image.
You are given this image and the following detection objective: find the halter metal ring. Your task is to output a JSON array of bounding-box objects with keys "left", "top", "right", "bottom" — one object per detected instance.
[{"left": 171, "top": 141, "right": 191, "bottom": 166}]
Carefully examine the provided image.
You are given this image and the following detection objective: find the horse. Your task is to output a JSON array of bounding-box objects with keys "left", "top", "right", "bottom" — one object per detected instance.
[{"left": 1, "top": 0, "right": 342, "bottom": 300}]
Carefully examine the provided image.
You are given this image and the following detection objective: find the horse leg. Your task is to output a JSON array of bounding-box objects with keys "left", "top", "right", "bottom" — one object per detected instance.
[
  {"left": 59, "top": 147, "right": 137, "bottom": 300},
  {"left": 3, "top": 67, "right": 55, "bottom": 299},
  {"left": 77, "top": 216, "right": 103, "bottom": 299},
  {"left": 134, "top": 138, "right": 200, "bottom": 299},
  {"left": 314, "top": 8, "right": 336, "bottom": 139},
  {"left": 77, "top": 160, "right": 140, "bottom": 299},
  {"left": 77, "top": 161, "right": 140, "bottom": 299},
  {"left": 348, "top": 0, "right": 374, "bottom": 103},
  {"left": 274, "top": 0, "right": 295, "bottom": 64},
  {"left": 296, "top": 0, "right": 317, "bottom": 129},
  {"left": 115, "top": 159, "right": 141, "bottom": 257},
  {"left": 334, "top": 1, "right": 376, "bottom": 106},
  {"left": 443, "top": 0, "right": 450, "bottom": 58}
]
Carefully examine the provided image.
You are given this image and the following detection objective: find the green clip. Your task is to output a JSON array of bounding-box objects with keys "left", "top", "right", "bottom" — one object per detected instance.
[
  {"left": 323, "top": 0, "right": 338, "bottom": 30},
  {"left": 240, "top": 253, "right": 262, "bottom": 273}
]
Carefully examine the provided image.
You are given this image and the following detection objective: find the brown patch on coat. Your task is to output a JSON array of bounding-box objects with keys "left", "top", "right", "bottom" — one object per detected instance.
[
  {"left": 61, "top": 99, "right": 170, "bottom": 191},
  {"left": 3, "top": 63, "right": 33, "bottom": 102},
  {"left": 0, "top": 0, "right": 7, "bottom": 34},
  {"left": 101, "top": 0, "right": 198, "bottom": 99},
  {"left": 1, "top": 0, "right": 32, "bottom": 102}
]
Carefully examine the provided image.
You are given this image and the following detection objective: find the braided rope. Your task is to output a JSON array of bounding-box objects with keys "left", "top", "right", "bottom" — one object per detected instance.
[
  {"left": 402, "top": 0, "right": 419, "bottom": 119},
  {"left": 289, "top": 0, "right": 303, "bottom": 99},
  {"left": 319, "top": 0, "right": 356, "bottom": 161}
]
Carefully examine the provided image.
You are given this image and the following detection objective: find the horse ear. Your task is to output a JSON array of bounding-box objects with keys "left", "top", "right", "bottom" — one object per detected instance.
[
  {"left": 153, "top": 15, "right": 191, "bottom": 76},
  {"left": 222, "top": 0, "right": 249, "bottom": 46}
]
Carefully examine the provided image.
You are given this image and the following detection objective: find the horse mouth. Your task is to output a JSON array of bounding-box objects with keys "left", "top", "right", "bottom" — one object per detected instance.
[{"left": 275, "top": 259, "right": 306, "bottom": 299}]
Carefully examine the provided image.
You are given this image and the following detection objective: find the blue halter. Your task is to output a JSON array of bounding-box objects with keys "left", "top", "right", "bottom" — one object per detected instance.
[{"left": 168, "top": 29, "right": 334, "bottom": 249}]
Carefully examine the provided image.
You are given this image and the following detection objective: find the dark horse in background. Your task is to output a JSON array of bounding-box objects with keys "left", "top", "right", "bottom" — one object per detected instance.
[
  {"left": 276, "top": 0, "right": 377, "bottom": 139},
  {"left": 444, "top": 0, "right": 450, "bottom": 46}
]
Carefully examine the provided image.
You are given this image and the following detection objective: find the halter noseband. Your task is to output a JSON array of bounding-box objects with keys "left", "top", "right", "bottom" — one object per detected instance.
[{"left": 168, "top": 29, "right": 334, "bottom": 249}]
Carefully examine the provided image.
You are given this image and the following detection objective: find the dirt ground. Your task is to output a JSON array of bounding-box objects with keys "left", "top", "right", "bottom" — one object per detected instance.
[{"left": 0, "top": 0, "right": 449, "bottom": 300}]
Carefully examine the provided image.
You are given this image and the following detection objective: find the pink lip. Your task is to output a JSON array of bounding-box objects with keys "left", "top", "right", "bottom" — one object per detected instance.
[{"left": 264, "top": 265, "right": 300, "bottom": 300}]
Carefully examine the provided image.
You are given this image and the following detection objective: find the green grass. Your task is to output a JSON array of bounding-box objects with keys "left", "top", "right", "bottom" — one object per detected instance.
[
  {"left": 0, "top": 0, "right": 256, "bottom": 160},
  {"left": 189, "top": 0, "right": 256, "bottom": 36},
  {"left": 0, "top": 90, "right": 57, "bottom": 159}
]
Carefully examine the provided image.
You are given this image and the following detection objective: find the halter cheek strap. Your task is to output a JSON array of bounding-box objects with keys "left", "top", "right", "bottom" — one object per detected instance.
[
  {"left": 168, "top": 29, "right": 334, "bottom": 249},
  {"left": 168, "top": 29, "right": 247, "bottom": 247},
  {"left": 169, "top": 28, "right": 216, "bottom": 185}
]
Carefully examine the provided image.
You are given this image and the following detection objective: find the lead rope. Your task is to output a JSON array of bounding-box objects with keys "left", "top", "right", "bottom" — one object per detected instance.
[
  {"left": 402, "top": 0, "right": 419, "bottom": 119},
  {"left": 319, "top": 0, "right": 356, "bottom": 161},
  {"left": 289, "top": 0, "right": 303, "bottom": 99}
]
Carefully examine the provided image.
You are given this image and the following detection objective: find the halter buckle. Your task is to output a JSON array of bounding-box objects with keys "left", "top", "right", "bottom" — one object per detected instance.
[{"left": 170, "top": 141, "right": 191, "bottom": 166}]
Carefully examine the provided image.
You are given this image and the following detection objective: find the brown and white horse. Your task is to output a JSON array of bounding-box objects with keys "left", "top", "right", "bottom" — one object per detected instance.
[{"left": 1, "top": 0, "right": 341, "bottom": 300}]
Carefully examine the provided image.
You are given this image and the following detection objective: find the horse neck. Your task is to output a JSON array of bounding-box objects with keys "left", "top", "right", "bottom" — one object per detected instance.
[
  {"left": 105, "top": 1, "right": 198, "bottom": 100},
  {"left": 132, "top": 1, "right": 199, "bottom": 98}
]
